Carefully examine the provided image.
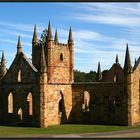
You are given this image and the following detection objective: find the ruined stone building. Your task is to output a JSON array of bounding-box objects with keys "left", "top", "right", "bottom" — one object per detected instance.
[{"left": 0, "top": 22, "right": 140, "bottom": 128}]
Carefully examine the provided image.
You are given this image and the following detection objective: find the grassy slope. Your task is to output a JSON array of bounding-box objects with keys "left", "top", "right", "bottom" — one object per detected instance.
[{"left": 0, "top": 124, "right": 139, "bottom": 137}]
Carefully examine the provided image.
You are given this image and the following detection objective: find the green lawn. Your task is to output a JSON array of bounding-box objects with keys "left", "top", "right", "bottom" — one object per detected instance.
[{"left": 0, "top": 124, "right": 139, "bottom": 137}]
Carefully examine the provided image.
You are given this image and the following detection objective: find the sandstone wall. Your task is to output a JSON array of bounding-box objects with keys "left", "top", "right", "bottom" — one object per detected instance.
[
  {"left": 102, "top": 64, "right": 124, "bottom": 82},
  {"left": 71, "top": 82, "right": 128, "bottom": 125},
  {"left": 44, "top": 84, "right": 72, "bottom": 127},
  {"left": 1, "top": 83, "right": 39, "bottom": 126},
  {"left": 0, "top": 53, "right": 40, "bottom": 126},
  {"left": 130, "top": 63, "right": 140, "bottom": 125},
  {"left": 47, "top": 43, "right": 71, "bottom": 84}
]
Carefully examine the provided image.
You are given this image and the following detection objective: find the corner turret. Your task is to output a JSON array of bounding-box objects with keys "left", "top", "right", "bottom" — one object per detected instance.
[
  {"left": 40, "top": 44, "right": 47, "bottom": 73},
  {"left": 0, "top": 51, "right": 7, "bottom": 78},
  {"left": 68, "top": 26, "right": 74, "bottom": 83},
  {"left": 32, "top": 25, "right": 41, "bottom": 70},
  {"left": 39, "top": 44, "right": 48, "bottom": 128},
  {"left": 54, "top": 29, "right": 58, "bottom": 44},
  {"left": 17, "top": 35, "right": 22, "bottom": 55},
  {"left": 115, "top": 54, "right": 119, "bottom": 64},
  {"left": 32, "top": 24, "right": 38, "bottom": 45},
  {"left": 96, "top": 61, "right": 102, "bottom": 81},
  {"left": 68, "top": 26, "right": 74, "bottom": 44},
  {"left": 124, "top": 43, "right": 132, "bottom": 73},
  {"left": 47, "top": 21, "right": 53, "bottom": 41}
]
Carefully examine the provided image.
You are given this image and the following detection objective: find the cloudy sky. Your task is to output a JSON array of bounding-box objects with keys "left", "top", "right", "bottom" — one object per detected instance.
[{"left": 0, "top": 3, "right": 140, "bottom": 72}]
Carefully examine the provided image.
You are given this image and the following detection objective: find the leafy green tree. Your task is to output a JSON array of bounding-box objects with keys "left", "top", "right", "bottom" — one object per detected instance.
[
  {"left": 85, "top": 71, "right": 96, "bottom": 82},
  {"left": 74, "top": 70, "right": 96, "bottom": 82}
]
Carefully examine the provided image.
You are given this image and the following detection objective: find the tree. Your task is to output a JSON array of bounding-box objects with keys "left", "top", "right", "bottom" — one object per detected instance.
[
  {"left": 85, "top": 71, "right": 96, "bottom": 82},
  {"left": 74, "top": 70, "right": 97, "bottom": 82},
  {"left": 39, "top": 28, "right": 48, "bottom": 46},
  {"left": 74, "top": 70, "right": 86, "bottom": 82}
]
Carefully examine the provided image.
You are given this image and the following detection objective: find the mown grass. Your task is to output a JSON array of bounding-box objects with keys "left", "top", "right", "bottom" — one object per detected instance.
[{"left": 0, "top": 124, "right": 139, "bottom": 137}]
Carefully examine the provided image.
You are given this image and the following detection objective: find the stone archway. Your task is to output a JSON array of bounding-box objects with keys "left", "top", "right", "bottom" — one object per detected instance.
[{"left": 58, "top": 91, "right": 67, "bottom": 124}]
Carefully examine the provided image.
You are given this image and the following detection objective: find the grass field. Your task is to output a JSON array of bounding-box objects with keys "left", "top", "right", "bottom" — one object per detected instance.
[{"left": 0, "top": 124, "right": 139, "bottom": 137}]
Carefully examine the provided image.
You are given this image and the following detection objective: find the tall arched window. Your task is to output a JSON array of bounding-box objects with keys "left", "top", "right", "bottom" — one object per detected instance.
[
  {"left": 27, "top": 92, "right": 33, "bottom": 115},
  {"left": 114, "top": 74, "right": 118, "bottom": 82},
  {"left": 8, "top": 92, "right": 13, "bottom": 113},
  {"left": 82, "top": 91, "right": 90, "bottom": 112},
  {"left": 18, "top": 69, "right": 21, "bottom": 82},
  {"left": 59, "top": 99, "right": 63, "bottom": 113},
  {"left": 59, "top": 91, "right": 63, "bottom": 113},
  {"left": 60, "top": 53, "right": 63, "bottom": 61},
  {"left": 18, "top": 108, "right": 23, "bottom": 120}
]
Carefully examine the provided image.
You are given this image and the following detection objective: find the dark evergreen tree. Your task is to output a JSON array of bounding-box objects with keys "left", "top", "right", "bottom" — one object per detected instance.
[{"left": 39, "top": 28, "right": 48, "bottom": 46}]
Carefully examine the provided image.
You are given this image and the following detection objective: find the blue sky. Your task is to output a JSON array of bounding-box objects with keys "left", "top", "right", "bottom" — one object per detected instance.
[{"left": 0, "top": 3, "right": 140, "bottom": 72}]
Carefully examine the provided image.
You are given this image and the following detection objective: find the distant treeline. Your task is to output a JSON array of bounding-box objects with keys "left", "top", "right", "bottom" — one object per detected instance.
[{"left": 74, "top": 70, "right": 97, "bottom": 82}]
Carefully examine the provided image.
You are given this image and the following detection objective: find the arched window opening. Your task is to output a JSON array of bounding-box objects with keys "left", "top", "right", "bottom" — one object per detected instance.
[
  {"left": 27, "top": 92, "right": 33, "bottom": 115},
  {"left": 60, "top": 53, "right": 63, "bottom": 61},
  {"left": 8, "top": 92, "right": 13, "bottom": 113},
  {"left": 18, "top": 69, "right": 21, "bottom": 82},
  {"left": 58, "top": 91, "right": 67, "bottom": 124},
  {"left": 82, "top": 91, "right": 90, "bottom": 112},
  {"left": 18, "top": 108, "right": 23, "bottom": 120},
  {"left": 114, "top": 74, "right": 118, "bottom": 82},
  {"left": 59, "top": 91, "right": 63, "bottom": 113},
  {"left": 59, "top": 99, "right": 63, "bottom": 113},
  {"left": 108, "top": 95, "right": 116, "bottom": 113}
]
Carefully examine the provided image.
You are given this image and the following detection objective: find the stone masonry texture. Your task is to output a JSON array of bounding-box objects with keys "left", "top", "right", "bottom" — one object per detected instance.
[{"left": 0, "top": 23, "right": 139, "bottom": 127}]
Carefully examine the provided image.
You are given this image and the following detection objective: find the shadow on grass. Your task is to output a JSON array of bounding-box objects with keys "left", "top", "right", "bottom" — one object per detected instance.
[{"left": 0, "top": 122, "right": 37, "bottom": 128}]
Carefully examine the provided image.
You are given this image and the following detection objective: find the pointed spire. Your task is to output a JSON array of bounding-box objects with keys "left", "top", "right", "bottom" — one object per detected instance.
[
  {"left": 115, "top": 54, "right": 119, "bottom": 64},
  {"left": 17, "top": 35, "right": 22, "bottom": 54},
  {"left": 97, "top": 61, "right": 101, "bottom": 75},
  {"left": 32, "top": 24, "right": 38, "bottom": 43},
  {"left": 96, "top": 61, "right": 102, "bottom": 81},
  {"left": 135, "top": 58, "right": 137, "bottom": 65},
  {"left": 17, "top": 35, "right": 22, "bottom": 48},
  {"left": 47, "top": 20, "right": 52, "bottom": 41},
  {"left": 1, "top": 50, "right": 5, "bottom": 61},
  {"left": 54, "top": 29, "right": 58, "bottom": 44},
  {"left": 68, "top": 26, "right": 73, "bottom": 43},
  {"left": 40, "top": 44, "right": 47, "bottom": 73},
  {"left": 124, "top": 43, "right": 132, "bottom": 73},
  {"left": 0, "top": 50, "right": 7, "bottom": 77}
]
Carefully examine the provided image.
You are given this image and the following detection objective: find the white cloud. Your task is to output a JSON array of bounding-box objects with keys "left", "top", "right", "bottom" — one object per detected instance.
[
  {"left": 0, "top": 38, "right": 31, "bottom": 47},
  {"left": 53, "top": 25, "right": 140, "bottom": 72},
  {"left": 0, "top": 29, "right": 32, "bottom": 39},
  {"left": 64, "top": 3, "right": 140, "bottom": 28},
  {"left": 0, "top": 21, "right": 45, "bottom": 33},
  {"left": 74, "top": 30, "right": 101, "bottom": 41},
  {"left": 1, "top": 3, "right": 140, "bottom": 72},
  {"left": 74, "top": 14, "right": 140, "bottom": 27}
]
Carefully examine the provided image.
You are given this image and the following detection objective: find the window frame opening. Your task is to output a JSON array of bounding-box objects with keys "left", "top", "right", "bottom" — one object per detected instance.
[
  {"left": 17, "top": 69, "right": 21, "bottom": 82},
  {"left": 27, "top": 92, "right": 33, "bottom": 116},
  {"left": 18, "top": 108, "right": 23, "bottom": 120},
  {"left": 60, "top": 53, "right": 63, "bottom": 61},
  {"left": 8, "top": 92, "right": 13, "bottom": 113}
]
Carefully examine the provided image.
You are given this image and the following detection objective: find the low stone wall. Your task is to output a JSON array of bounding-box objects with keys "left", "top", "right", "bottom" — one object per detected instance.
[{"left": 70, "top": 82, "right": 128, "bottom": 125}]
